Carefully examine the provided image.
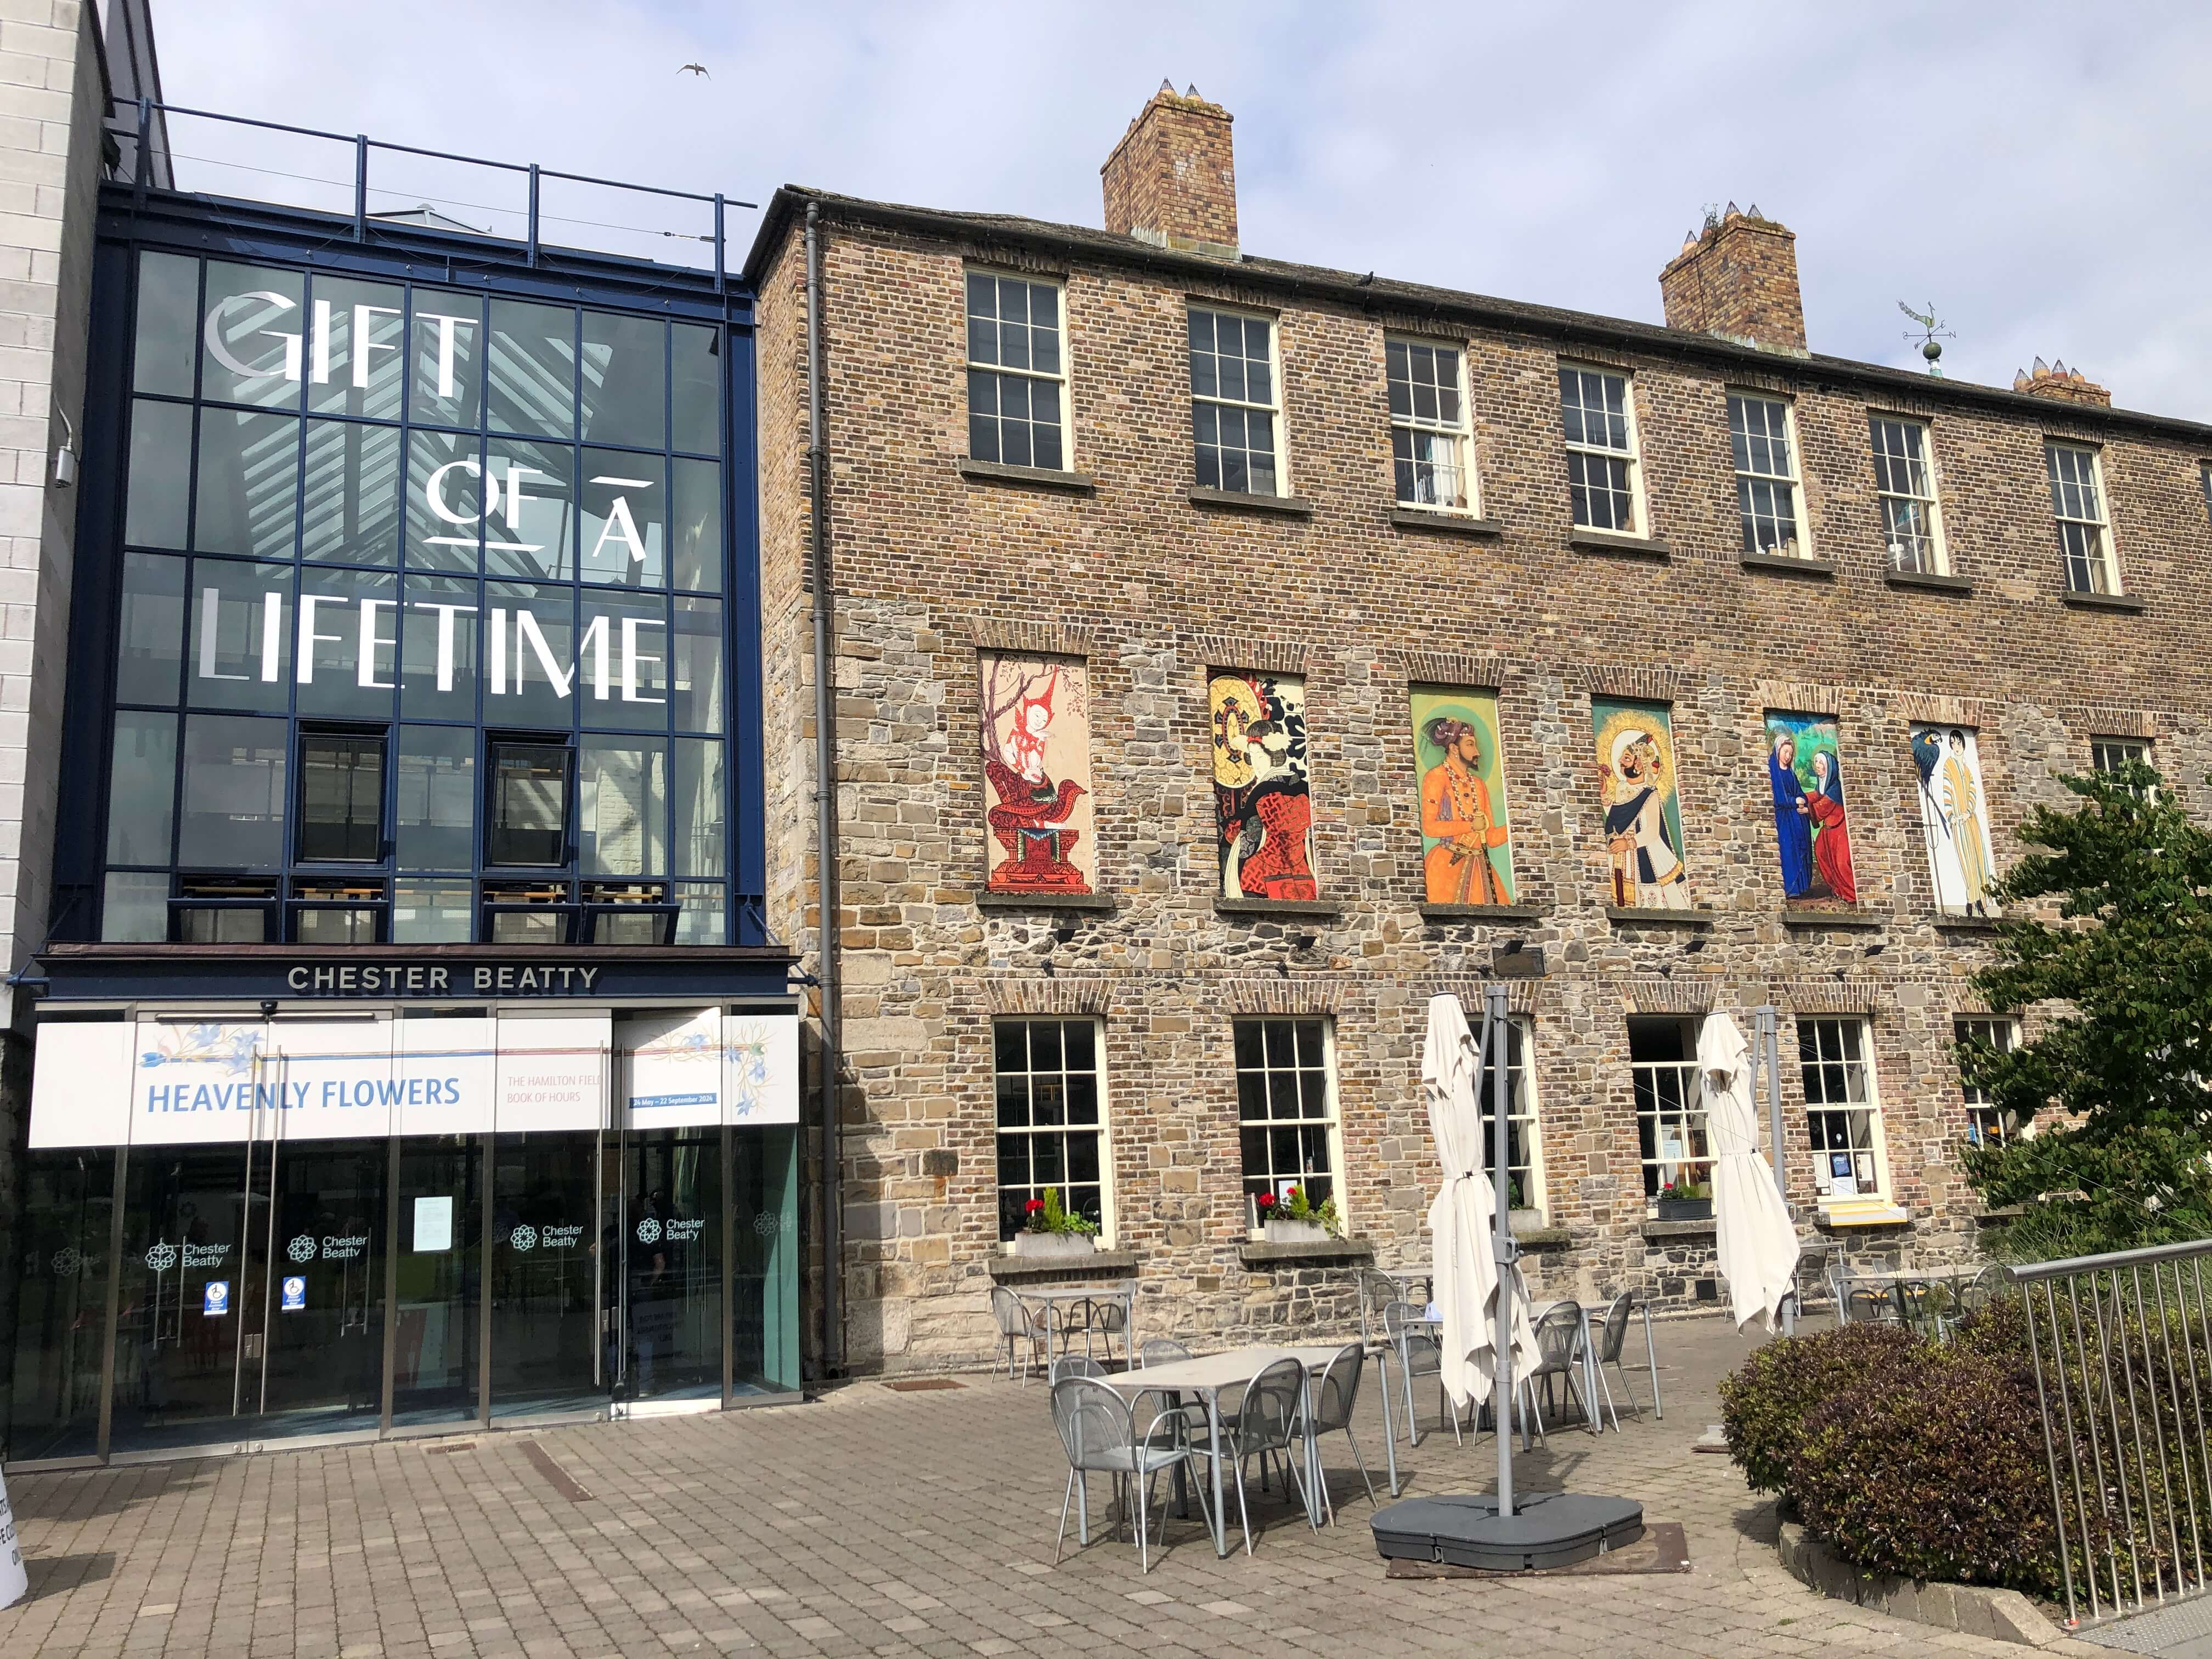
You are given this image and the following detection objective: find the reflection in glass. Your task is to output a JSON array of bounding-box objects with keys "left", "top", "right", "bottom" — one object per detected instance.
[
  {"left": 306, "top": 277, "right": 405, "bottom": 419},
  {"left": 488, "top": 742, "right": 568, "bottom": 866},
  {"left": 200, "top": 262, "right": 304, "bottom": 409},
  {"left": 669, "top": 458, "right": 721, "bottom": 592},
  {"left": 102, "top": 870, "right": 168, "bottom": 940},
  {"left": 489, "top": 1132, "right": 601, "bottom": 1418},
  {"left": 674, "top": 882, "right": 724, "bottom": 945},
  {"left": 392, "top": 1136, "right": 481, "bottom": 1425},
  {"left": 410, "top": 289, "right": 482, "bottom": 430},
  {"left": 195, "top": 408, "right": 300, "bottom": 558},
  {"left": 134, "top": 251, "right": 200, "bottom": 398},
  {"left": 396, "top": 726, "right": 475, "bottom": 870},
  {"left": 400, "top": 574, "right": 479, "bottom": 723},
  {"left": 580, "top": 311, "right": 665, "bottom": 450},
  {"left": 125, "top": 399, "right": 192, "bottom": 549},
  {"left": 407, "top": 429, "right": 482, "bottom": 571},
  {"left": 672, "top": 595, "right": 722, "bottom": 732},
  {"left": 186, "top": 560, "right": 291, "bottom": 712},
  {"left": 732, "top": 1127, "right": 800, "bottom": 1393},
  {"left": 117, "top": 552, "right": 187, "bottom": 703},
  {"left": 487, "top": 300, "right": 576, "bottom": 438},
  {"left": 5, "top": 1147, "right": 114, "bottom": 1462},
  {"left": 482, "top": 438, "right": 577, "bottom": 581},
  {"left": 107, "top": 710, "right": 177, "bottom": 865},
  {"left": 295, "top": 566, "right": 398, "bottom": 720},
  {"left": 581, "top": 589, "right": 667, "bottom": 731},
  {"left": 616, "top": 1125, "right": 719, "bottom": 1401},
  {"left": 303, "top": 420, "right": 402, "bottom": 565},
  {"left": 673, "top": 738, "right": 724, "bottom": 879},
  {"left": 488, "top": 581, "right": 573, "bottom": 728},
  {"left": 393, "top": 881, "right": 473, "bottom": 943},
  {"left": 580, "top": 451, "right": 664, "bottom": 586},
  {"left": 672, "top": 324, "right": 720, "bottom": 454},
  {"left": 258, "top": 1138, "right": 386, "bottom": 1430},
  {"left": 178, "top": 713, "right": 288, "bottom": 867},
  {"left": 297, "top": 732, "right": 385, "bottom": 861},
  {"left": 580, "top": 738, "right": 665, "bottom": 877}
]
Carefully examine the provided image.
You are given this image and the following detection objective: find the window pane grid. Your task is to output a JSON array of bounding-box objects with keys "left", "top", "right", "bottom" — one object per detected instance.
[
  {"left": 993, "top": 1018, "right": 1106, "bottom": 1241},
  {"left": 1729, "top": 395, "right": 1802, "bottom": 555},
  {"left": 1191, "top": 308, "right": 1279, "bottom": 496},
  {"left": 1799, "top": 1018, "right": 1884, "bottom": 1198},
  {"left": 1477, "top": 1020, "right": 1541, "bottom": 1212},
  {"left": 1870, "top": 419, "right": 1940, "bottom": 572},
  {"left": 966, "top": 273, "right": 1065, "bottom": 471},
  {"left": 1629, "top": 1019, "right": 1709, "bottom": 1201},
  {"left": 1234, "top": 1017, "right": 1335, "bottom": 1217},
  {"left": 1388, "top": 340, "right": 1471, "bottom": 510},
  {"left": 1559, "top": 366, "right": 1637, "bottom": 531},
  {"left": 1955, "top": 1016, "right": 2017, "bottom": 1146},
  {"left": 2047, "top": 443, "right": 2113, "bottom": 594}
]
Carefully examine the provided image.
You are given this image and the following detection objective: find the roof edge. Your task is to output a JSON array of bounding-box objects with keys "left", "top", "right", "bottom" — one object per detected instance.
[{"left": 744, "top": 185, "right": 2212, "bottom": 447}]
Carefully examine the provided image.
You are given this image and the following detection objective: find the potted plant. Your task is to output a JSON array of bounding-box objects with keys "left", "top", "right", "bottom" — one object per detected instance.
[
  {"left": 1011, "top": 1187, "right": 1099, "bottom": 1257},
  {"left": 1655, "top": 1178, "right": 1713, "bottom": 1221},
  {"left": 1258, "top": 1184, "right": 1341, "bottom": 1244},
  {"left": 1506, "top": 1175, "right": 1542, "bottom": 1233}
]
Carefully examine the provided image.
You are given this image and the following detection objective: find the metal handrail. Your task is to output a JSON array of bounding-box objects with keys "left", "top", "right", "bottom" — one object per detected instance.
[
  {"left": 127, "top": 98, "right": 757, "bottom": 290},
  {"left": 2007, "top": 1238, "right": 2212, "bottom": 1283}
]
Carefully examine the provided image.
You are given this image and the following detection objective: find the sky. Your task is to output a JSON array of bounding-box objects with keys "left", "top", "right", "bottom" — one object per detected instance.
[{"left": 149, "top": 1, "right": 2212, "bottom": 418}]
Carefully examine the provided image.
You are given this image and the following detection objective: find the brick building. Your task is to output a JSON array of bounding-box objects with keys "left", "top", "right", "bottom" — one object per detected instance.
[{"left": 747, "top": 86, "right": 2209, "bottom": 1373}]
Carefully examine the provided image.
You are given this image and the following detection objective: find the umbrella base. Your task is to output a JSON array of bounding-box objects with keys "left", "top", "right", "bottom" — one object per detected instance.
[{"left": 1370, "top": 1492, "right": 1645, "bottom": 1572}]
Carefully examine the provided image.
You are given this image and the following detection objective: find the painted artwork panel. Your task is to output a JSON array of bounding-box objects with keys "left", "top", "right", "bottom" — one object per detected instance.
[
  {"left": 1764, "top": 711, "right": 1858, "bottom": 907},
  {"left": 1411, "top": 688, "right": 1515, "bottom": 905},
  {"left": 1590, "top": 696, "right": 1690, "bottom": 909},
  {"left": 1210, "top": 671, "right": 1317, "bottom": 899},
  {"left": 1910, "top": 723, "right": 1998, "bottom": 916},
  {"left": 980, "top": 652, "right": 1095, "bottom": 894}
]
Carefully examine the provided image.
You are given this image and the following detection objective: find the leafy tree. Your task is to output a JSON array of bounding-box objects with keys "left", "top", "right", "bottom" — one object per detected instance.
[{"left": 1959, "top": 759, "right": 2212, "bottom": 1255}]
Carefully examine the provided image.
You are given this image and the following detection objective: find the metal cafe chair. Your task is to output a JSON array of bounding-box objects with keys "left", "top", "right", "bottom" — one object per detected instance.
[
  {"left": 1383, "top": 1300, "right": 1463, "bottom": 1448},
  {"left": 1591, "top": 1291, "right": 1659, "bottom": 1427},
  {"left": 1186, "top": 1356, "right": 1316, "bottom": 1555},
  {"left": 1523, "top": 1302, "right": 1599, "bottom": 1442},
  {"left": 1355, "top": 1268, "right": 1403, "bottom": 1347},
  {"left": 1138, "top": 1337, "right": 1193, "bottom": 1367},
  {"left": 990, "top": 1285, "right": 1048, "bottom": 1384},
  {"left": 1299, "top": 1342, "right": 1379, "bottom": 1522},
  {"left": 1843, "top": 1284, "right": 1894, "bottom": 1325},
  {"left": 1049, "top": 1353, "right": 1107, "bottom": 1385},
  {"left": 1049, "top": 1376, "right": 1211, "bottom": 1575}
]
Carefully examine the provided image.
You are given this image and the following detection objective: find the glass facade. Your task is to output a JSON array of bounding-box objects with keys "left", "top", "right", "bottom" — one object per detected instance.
[{"left": 98, "top": 251, "right": 733, "bottom": 946}]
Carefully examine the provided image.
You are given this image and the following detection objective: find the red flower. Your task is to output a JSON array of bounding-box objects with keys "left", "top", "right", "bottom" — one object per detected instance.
[
  {"left": 1256, "top": 1192, "right": 1276, "bottom": 1209},
  {"left": 1025, "top": 1198, "right": 1046, "bottom": 1214}
]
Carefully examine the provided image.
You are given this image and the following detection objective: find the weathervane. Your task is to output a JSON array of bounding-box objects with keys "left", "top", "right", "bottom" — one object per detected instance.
[{"left": 1898, "top": 301, "right": 1955, "bottom": 377}]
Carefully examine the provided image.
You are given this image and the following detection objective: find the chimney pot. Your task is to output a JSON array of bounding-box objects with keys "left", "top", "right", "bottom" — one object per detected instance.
[
  {"left": 1658, "top": 204, "right": 1807, "bottom": 354},
  {"left": 1102, "top": 84, "right": 1238, "bottom": 258},
  {"left": 2015, "top": 358, "right": 2112, "bottom": 406}
]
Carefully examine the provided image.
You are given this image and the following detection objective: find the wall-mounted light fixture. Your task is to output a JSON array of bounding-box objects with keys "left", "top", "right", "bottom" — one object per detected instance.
[{"left": 50, "top": 404, "right": 75, "bottom": 487}]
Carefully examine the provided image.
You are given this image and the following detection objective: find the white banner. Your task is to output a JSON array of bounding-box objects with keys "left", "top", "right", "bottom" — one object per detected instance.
[
  {"left": 131, "top": 1020, "right": 284, "bottom": 1147},
  {"left": 266, "top": 1017, "right": 394, "bottom": 1141},
  {"left": 397, "top": 1016, "right": 495, "bottom": 1137},
  {"left": 27, "top": 1020, "right": 132, "bottom": 1148},
  {"left": 725, "top": 1013, "right": 800, "bottom": 1126},
  {"left": 621, "top": 1008, "right": 723, "bottom": 1130},
  {"left": 495, "top": 1014, "right": 610, "bottom": 1133}
]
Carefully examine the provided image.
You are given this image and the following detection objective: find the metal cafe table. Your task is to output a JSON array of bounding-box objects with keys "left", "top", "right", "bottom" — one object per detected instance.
[
  {"left": 1018, "top": 1281, "right": 1138, "bottom": 1364},
  {"left": 1097, "top": 1343, "right": 1401, "bottom": 1558}
]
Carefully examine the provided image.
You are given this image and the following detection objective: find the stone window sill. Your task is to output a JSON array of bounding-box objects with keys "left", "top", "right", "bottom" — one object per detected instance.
[
  {"left": 986, "top": 1248, "right": 1140, "bottom": 1281},
  {"left": 1389, "top": 507, "right": 1504, "bottom": 538},
  {"left": 956, "top": 458, "right": 1096, "bottom": 493},
  {"left": 1570, "top": 529, "right": 1671, "bottom": 560},
  {"left": 1514, "top": 1226, "right": 1574, "bottom": 1251},
  {"left": 1215, "top": 897, "right": 1343, "bottom": 918},
  {"left": 974, "top": 891, "right": 1116, "bottom": 912},
  {"left": 2061, "top": 589, "right": 2147, "bottom": 613},
  {"left": 1419, "top": 902, "right": 1548, "bottom": 923},
  {"left": 1238, "top": 1237, "right": 1374, "bottom": 1267},
  {"left": 1780, "top": 909, "right": 1887, "bottom": 930},
  {"left": 1740, "top": 550, "right": 1837, "bottom": 578},
  {"left": 1933, "top": 912, "right": 2001, "bottom": 932},
  {"left": 1605, "top": 905, "right": 1714, "bottom": 928},
  {"left": 1885, "top": 568, "right": 1973, "bottom": 595},
  {"left": 1189, "top": 486, "right": 1314, "bottom": 517},
  {"left": 1641, "top": 1218, "right": 1717, "bottom": 1242}
]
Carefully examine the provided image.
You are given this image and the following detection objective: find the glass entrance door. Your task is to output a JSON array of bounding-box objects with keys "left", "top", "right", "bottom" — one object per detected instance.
[
  {"left": 392, "top": 1136, "right": 482, "bottom": 1427},
  {"left": 258, "top": 1137, "right": 386, "bottom": 1436},
  {"left": 488, "top": 1131, "right": 602, "bottom": 1418},
  {"left": 614, "top": 1127, "right": 721, "bottom": 1402}
]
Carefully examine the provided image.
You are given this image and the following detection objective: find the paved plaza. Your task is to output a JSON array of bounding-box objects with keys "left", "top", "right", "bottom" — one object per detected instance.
[{"left": 0, "top": 1313, "right": 2121, "bottom": 1658}]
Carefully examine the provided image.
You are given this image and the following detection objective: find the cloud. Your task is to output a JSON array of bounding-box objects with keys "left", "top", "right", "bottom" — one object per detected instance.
[{"left": 153, "top": 0, "right": 2212, "bottom": 414}]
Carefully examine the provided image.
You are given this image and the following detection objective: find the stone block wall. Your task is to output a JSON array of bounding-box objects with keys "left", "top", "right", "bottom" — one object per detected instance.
[{"left": 751, "top": 200, "right": 2212, "bottom": 1374}]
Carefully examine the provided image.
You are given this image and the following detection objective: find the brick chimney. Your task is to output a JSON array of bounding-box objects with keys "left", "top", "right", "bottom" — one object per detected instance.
[
  {"left": 1102, "top": 82, "right": 1237, "bottom": 258},
  {"left": 2013, "top": 357, "right": 2111, "bottom": 407},
  {"left": 1659, "top": 204, "right": 1807, "bottom": 354}
]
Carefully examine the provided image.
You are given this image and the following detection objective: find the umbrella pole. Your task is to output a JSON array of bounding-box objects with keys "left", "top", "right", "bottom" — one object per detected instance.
[
  {"left": 1485, "top": 981, "right": 1515, "bottom": 1518},
  {"left": 1756, "top": 1005, "right": 1794, "bottom": 1336}
]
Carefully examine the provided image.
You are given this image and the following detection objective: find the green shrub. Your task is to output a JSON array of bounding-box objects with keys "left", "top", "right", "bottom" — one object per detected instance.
[
  {"left": 1790, "top": 1346, "right": 2058, "bottom": 1591},
  {"left": 1718, "top": 1322, "right": 1924, "bottom": 1494}
]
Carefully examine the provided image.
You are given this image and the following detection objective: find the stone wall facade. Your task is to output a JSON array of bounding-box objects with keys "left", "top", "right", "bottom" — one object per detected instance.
[{"left": 747, "top": 178, "right": 2212, "bottom": 1374}]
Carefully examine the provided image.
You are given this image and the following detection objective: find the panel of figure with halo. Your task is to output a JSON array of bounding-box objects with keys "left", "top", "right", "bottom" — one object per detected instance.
[
  {"left": 1591, "top": 695, "right": 1691, "bottom": 910},
  {"left": 978, "top": 652, "right": 1095, "bottom": 894},
  {"left": 1210, "top": 670, "right": 1317, "bottom": 900},
  {"left": 1410, "top": 687, "right": 1516, "bottom": 906},
  {"left": 1909, "top": 722, "right": 1998, "bottom": 917},
  {"left": 1764, "top": 710, "right": 1857, "bottom": 908}
]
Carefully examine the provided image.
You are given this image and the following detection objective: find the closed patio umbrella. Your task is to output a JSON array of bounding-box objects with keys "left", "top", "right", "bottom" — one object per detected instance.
[
  {"left": 1422, "top": 992, "right": 1533, "bottom": 1409},
  {"left": 1699, "top": 1011, "right": 1801, "bottom": 1332}
]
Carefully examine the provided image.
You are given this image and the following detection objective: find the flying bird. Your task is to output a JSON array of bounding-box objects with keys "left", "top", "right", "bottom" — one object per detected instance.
[{"left": 679, "top": 63, "right": 710, "bottom": 77}]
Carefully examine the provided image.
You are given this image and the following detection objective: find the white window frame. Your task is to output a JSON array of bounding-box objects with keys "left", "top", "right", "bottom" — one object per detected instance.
[
  {"left": 1387, "top": 335, "right": 1476, "bottom": 514},
  {"left": 1798, "top": 1015, "right": 1892, "bottom": 1204},
  {"left": 1559, "top": 363, "right": 1646, "bottom": 534},
  {"left": 1869, "top": 415, "right": 1946, "bottom": 574},
  {"left": 1476, "top": 1016, "right": 1545, "bottom": 1218},
  {"left": 1233, "top": 1015, "right": 1343, "bottom": 1234},
  {"left": 2091, "top": 737, "right": 2154, "bottom": 799},
  {"left": 1629, "top": 1017, "right": 1709, "bottom": 1210},
  {"left": 1189, "top": 305, "right": 1287, "bottom": 498},
  {"left": 1728, "top": 392, "right": 1809, "bottom": 557},
  {"left": 1954, "top": 1014, "right": 2019, "bottom": 1148},
  {"left": 964, "top": 268, "right": 1071, "bottom": 472},
  {"left": 992, "top": 1015, "right": 1114, "bottom": 1247},
  {"left": 2046, "top": 441, "right": 2119, "bottom": 595}
]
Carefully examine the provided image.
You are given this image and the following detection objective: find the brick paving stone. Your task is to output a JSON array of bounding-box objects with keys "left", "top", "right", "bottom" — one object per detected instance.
[{"left": 1, "top": 1314, "right": 2118, "bottom": 1658}]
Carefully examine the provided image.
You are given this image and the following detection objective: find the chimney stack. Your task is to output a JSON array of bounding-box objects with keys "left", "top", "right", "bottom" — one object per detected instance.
[
  {"left": 1659, "top": 204, "right": 1807, "bottom": 355},
  {"left": 1102, "top": 82, "right": 1238, "bottom": 258},
  {"left": 2013, "top": 358, "right": 2111, "bottom": 407}
]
